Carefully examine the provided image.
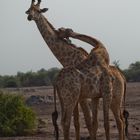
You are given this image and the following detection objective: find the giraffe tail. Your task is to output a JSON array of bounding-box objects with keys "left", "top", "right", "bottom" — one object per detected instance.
[
  {"left": 122, "top": 81, "right": 129, "bottom": 137},
  {"left": 52, "top": 84, "right": 59, "bottom": 140}
]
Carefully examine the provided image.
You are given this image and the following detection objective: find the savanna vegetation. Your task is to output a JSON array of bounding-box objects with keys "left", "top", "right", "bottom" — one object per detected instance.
[
  {"left": 0, "top": 67, "right": 60, "bottom": 88},
  {"left": 0, "top": 61, "right": 140, "bottom": 88},
  {"left": 0, "top": 91, "right": 36, "bottom": 136},
  {"left": 123, "top": 61, "right": 140, "bottom": 82}
]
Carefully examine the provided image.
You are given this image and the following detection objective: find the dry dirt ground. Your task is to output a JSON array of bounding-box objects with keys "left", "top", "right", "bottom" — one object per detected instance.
[{"left": 0, "top": 83, "right": 140, "bottom": 140}]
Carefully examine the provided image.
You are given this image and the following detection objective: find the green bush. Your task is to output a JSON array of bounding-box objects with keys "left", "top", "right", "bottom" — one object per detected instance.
[{"left": 0, "top": 90, "right": 37, "bottom": 136}]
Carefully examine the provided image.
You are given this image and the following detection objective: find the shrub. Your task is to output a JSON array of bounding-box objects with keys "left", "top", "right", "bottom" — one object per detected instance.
[{"left": 0, "top": 90, "right": 37, "bottom": 136}]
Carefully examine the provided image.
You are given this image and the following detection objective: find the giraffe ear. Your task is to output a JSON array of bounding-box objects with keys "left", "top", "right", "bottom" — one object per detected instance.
[{"left": 40, "top": 8, "right": 48, "bottom": 13}]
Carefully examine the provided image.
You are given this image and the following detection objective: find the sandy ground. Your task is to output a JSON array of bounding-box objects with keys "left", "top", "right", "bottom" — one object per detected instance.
[{"left": 0, "top": 83, "right": 140, "bottom": 140}]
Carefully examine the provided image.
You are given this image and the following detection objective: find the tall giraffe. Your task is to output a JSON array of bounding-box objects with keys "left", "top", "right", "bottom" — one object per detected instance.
[
  {"left": 57, "top": 29, "right": 126, "bottom": 140},
  {"left": 25, "top": 0, "right": 94, "bottom": 138},
  {"left": 55, "top": 41, "right": 114, "bottom": 140},
  {"left": 25, "top": 1, "right": 126, "bottom": 139}
]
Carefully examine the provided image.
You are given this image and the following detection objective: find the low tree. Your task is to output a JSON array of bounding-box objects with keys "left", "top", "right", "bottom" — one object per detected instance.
[{"left": 47, "top": 67, "right": 60, "bottom": 85}]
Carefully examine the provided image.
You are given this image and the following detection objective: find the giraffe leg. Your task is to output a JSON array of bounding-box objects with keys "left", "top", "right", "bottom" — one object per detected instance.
[
  {"left": 57, "top": 87, "right": 78, "bottom": 140},
  {"left": 120, "top": 111, "right": 125, "bottom": 140},
  {"left": 91, "top": 98, "right": 99, "bottom": 140},
  {"left": 101, "top": 68, "right": 113, "bottom": 140},
  {"left": 59, "top": 88, "right": 81, "bottom": 140},
  {"left": 73, "top": 103, "right": 80, "bottom": 140},
  {"left": 103, "top": 95, "right": 111, "bottom": 140},
  {"left": 80, "top": 99, "right": 94, "bottom": 140},
  {"left": 111, "top": 100, "right": 125, "bottom": 140},
  {"left": 61, "top": 105, "right": 75, "bottom": 140}
]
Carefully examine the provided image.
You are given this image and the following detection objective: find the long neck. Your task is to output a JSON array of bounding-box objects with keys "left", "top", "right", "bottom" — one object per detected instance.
[
  {"left": 72, "top": 34, "right": 103, "bottom": 48},
  {"left": 35, "top": 14, "right": 57, "bottom": 46},
  {"left": 34, "top": 14, "right": 87, "bottom": 67}
]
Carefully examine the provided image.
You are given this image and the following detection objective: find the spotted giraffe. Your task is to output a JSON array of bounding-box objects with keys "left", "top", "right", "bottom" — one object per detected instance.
[
  {"left": 25, "top": 1, "right": 126, "bottom": 139},
  {"left": 55, "top": 42, "right": 114, "bottom": 140},
  {"left": 25, "top": 0, "right": 94, "bottom": 139},
  {"left": 56, "top": 29, "right": 126, "bottom": 140}
]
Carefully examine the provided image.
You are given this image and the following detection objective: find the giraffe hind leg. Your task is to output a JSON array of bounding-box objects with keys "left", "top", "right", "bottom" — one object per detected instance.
[
  {"left": 111, "top": 100, "right": 125, "bottom": 140},
  {"left": 80, "top": 99, "right": 95, "bottom": 140},
  {"left": 91, "top": 98, "right": 100, "bottom": 140},
  {"left": 103, "top": 95, "right": 111, "bottom": 140},
  {"left": 73, "top": 103, "right": 80, "bottom": 140}
]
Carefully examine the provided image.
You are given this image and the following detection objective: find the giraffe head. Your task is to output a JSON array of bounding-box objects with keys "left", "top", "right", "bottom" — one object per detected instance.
[{"left": 25, "top": 0, "right": 48, "bottom": 21}]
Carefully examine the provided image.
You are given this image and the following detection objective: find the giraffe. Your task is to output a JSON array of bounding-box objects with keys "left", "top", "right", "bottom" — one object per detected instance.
[
  {"left": 25, "top": 1, "right": 126, "bottom": 139},
  {"left": 56, "top": 29, "right": 126, "bottom": 140},
  {"left": 25, "top": 0, "right": 95, "bottom": 139},
  {"left": 55, "top": 41, "right": 114, "bottom": 140}
]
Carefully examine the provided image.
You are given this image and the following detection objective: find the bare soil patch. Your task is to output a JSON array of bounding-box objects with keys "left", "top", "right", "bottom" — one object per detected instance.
[{"left": 0, "top": 83, "right": 140, "bottom": 140}]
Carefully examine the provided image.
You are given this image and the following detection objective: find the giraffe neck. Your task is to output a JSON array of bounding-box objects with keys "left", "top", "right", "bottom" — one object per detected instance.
[
  {"left": 35, "top": 15, "right": 57, "bottom": 46},
  {"left": 34, "top": 14, "right": 87, "bottom": 67},
  {"left": 72, "top": 34, "right": 100, "bottom": 47}
]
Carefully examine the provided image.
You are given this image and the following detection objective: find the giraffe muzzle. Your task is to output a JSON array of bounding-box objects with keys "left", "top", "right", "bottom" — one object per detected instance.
[{"left": 27, "top": 15, "right": 33, "bottom": 21}]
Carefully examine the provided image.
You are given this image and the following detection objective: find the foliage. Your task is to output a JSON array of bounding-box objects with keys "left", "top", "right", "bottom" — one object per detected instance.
[
  {"left": 123, "top": 61, "right": 140, "bottom": 82},
  {"left": 0, "top": 91, "right": 36, "bottom": 136},
  {"left": 2, "top": 76, "right": 18, "bottom": 88},
  {"left": 113, "top": 60, "right": 120, "bottom": 69},
  {"left": 47, "top": 68, "right": 60, "bottom": 84},
  {"left": 0, "top": 67, "right": 60, "bottom": 88}
]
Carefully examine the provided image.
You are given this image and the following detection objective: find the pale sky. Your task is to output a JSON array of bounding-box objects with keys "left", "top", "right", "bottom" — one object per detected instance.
[{"left": 0, "top": 0, "right": 140, "bottom": 75}]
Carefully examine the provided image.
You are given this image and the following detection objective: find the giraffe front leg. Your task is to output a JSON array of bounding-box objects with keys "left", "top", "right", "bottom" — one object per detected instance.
[
  {"left": 61, "top": 106, "right": 74, "bottom": 140},
  {"left": 60, "top": 91, "right": 80, "bottom": 140},
  {"left": 80, "top": 99, "right": 94, "bottom": 140}
]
